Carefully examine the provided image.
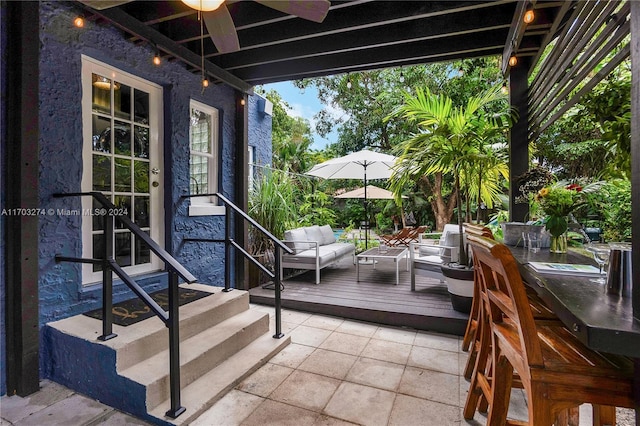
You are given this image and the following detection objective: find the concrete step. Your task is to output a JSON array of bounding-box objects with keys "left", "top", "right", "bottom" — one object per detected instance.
[
  {"left": 112, "top": 285, "right": 250, "bottom": 371},
  {"left": 148, "top": 331, "right": 291, "bottom": 425},
  {"left": 122, "top": 308, "right": 270, "bottom": 410}
]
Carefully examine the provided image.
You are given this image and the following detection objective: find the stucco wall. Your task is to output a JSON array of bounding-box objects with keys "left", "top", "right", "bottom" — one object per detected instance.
[
  {"left": 37, "top": 1, "right": 270, "bottom": 324},
  {"left": 0, "top": 0, "right": 8, "bottom": 397}
]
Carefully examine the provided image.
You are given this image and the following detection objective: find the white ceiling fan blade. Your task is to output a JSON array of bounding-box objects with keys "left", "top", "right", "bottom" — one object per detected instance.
[
  {"left": 255, "top": 0, "right": 330, "bottom": 23},
  {"left": 78, "top": 0, "right": 133, "bottom": 10},
  {"left": 203, "top": 4, "right": 240, "bottom": 53}
]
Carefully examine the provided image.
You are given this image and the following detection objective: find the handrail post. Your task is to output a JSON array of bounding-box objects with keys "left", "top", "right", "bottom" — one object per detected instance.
[
  {"left": 165, "top": 270, "right": 185, "bottom": 419},
  {"left": 99, "top": 210, "right": 117, "bottom": 341},
  {"left": 223, "top": 202, "right": 232, "bottom": 292},
  {"left": 273, "top": 246, "right": 283, "bottom": 338}
]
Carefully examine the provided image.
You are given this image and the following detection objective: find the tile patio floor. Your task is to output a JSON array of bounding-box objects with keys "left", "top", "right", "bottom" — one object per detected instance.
[{"left": 1, "top": 304, "right": 633, "bottom": 425}]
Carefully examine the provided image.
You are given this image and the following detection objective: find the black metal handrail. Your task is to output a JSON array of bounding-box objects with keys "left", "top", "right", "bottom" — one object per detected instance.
[
  {"left": 54, "top": 191, "right": 193, "bottom": 419},
  {"left": 181, "top": 192, "right": 292, "bottom": 338}
]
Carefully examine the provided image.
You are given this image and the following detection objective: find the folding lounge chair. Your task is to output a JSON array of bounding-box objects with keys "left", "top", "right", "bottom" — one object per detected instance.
[{"left": 379, "top": 227, "right": 412, "bottom": 247}]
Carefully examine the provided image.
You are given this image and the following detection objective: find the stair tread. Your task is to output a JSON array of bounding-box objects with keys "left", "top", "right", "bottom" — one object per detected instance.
[
  {"left": 148, "top": 332, "right": 291, "bottom": 425},
  {"left": 121, "top": 309, "right": 268, "bottom": 384}
]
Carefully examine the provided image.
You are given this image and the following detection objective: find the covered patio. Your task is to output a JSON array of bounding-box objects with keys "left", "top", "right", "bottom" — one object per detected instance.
[{"left": 4, "top": 1, "right": 640, "bottom": 422}]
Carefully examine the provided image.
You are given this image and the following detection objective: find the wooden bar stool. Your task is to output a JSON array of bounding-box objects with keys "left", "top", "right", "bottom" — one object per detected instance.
[{"left": 465, "top": 235, "right": 634, "bottom": 426}]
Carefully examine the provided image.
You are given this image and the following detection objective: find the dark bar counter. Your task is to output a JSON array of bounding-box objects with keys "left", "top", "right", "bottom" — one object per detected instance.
[
  {"left": 510, "top": 246, "right": 640, "bottom": 422},
  {"left": 509, "top": 246, "right": 640, "bottom": 357}
]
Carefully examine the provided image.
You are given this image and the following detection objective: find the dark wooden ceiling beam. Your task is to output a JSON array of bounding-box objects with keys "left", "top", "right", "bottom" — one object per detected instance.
[
  {"left": 220, "top": 23, "right": 510, "bottom": 72},
  {"left": 205, "top": 0, "right": 515, "bottom": 56},
  {"left": 80, "top": 5, "right": 253, "bottom": 93},
  {"left": 235, "top": 29, "right": 507, "bottom": 83}
]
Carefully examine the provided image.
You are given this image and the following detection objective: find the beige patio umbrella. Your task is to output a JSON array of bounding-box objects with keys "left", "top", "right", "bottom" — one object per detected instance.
[
  {"left": 307, "top": 150, "right": 397, "bottom": 249},
  {"left": 334, "top": 185, "right": 399, "bottom": 200}
]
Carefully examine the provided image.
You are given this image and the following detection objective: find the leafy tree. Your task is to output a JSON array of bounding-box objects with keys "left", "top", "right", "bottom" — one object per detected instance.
[{"left": 388, "top": 85, "right": 513, "bottom": 265}]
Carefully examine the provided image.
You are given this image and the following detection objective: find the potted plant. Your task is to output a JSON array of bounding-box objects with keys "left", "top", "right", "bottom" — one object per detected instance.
[{"left": 390, "top": 85, "right": 514, "bottom": 312}]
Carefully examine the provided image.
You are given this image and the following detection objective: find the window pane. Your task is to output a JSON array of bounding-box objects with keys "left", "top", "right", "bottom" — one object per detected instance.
[
  {"left": 134, "top": 125, "right": 149, "bottom": 159},
  {"left": 114, "top": 82, "right": 131, "bottom": 120},
  {"left": 113, "top": 195, "right": 131, "bottom": 230},
  {"left": 190, "top": 108, "right": 211, "bottom": 153},
  {"left": 113, "top": 121, "right": 131, "bottom": 156},
  {"left": 92, "top": 115, "right": 111, "bottom": 153},
  {"left": 92, "top": 234, "right": 104, "bottom": 272},
  {"left": 93, "top": 155, "right": 111, "bottom": 192},
  {"left": 134, "top": 196, "right": 150, "bottom": 228},
  {"left": 134, "top": 161, "right": 149, "bottom": 193},
  {"left": 134, "top": 232, "right": 151, "bottom": 265},
  {"left": 134, "top": 90, "right": 149, "bottom": 124},
  {"left": 92, "top": 74, "right": 111, "bottom": 114},
  {"left": 190, "top": 154, "right": 208, "bottom": 195},
  {"left": 114, "top": 158, "right": 131, "bottom": 192},
  {"left": 115, "top": 232, "right": 132, "bottom": 267}
]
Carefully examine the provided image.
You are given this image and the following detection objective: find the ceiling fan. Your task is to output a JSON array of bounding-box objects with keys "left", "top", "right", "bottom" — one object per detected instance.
[{"left": 79, "top": 0, "right": 331, "bottom": 54}]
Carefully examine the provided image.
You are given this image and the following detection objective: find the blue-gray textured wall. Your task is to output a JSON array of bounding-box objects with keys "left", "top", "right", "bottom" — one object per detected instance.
[
  {"left": 0, "top": 0, "right": 8, "bottom": 397},
  {"left": 33, "top": 1, "right": 271, "bottom": 379}
]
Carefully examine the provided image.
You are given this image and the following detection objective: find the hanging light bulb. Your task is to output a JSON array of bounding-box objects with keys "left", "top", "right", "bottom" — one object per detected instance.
[
  {"left": 74, "top": 16, "right": 85, "bottom": 28},
  {"left": 501, "top": 83, "right": 508, "bottom": 94},
  {"left": 399, "top": 71, "right": 405, "bottom": 83},
  {"left": 458, "top": 67, "right": 464, "bottom": 77},
  {"left": 523, "top": 8, "right": 535, "bottom": 24},
  {"left": 202, "top": 79, "right": 209, "bottom": 88},
  {"left": 346, "top": 78, "right": 352, "bottom": 89},
  {"left": 509, "top": 55, "right": 518, "bottom": 67},
  {"left": 182, "top": 0, "right": 225, "bottom": 11},
  {"left": 153, "top": 47, "right": 161, "bottom": 66}
]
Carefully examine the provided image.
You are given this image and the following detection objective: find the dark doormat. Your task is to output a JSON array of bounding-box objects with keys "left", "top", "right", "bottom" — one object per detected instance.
[{"left": 83, "top": 287, "right": 213, "bottom": 326}]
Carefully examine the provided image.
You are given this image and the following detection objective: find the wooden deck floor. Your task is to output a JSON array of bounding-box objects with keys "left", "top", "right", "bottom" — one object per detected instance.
[{"left": 249, "top": 256, "right": 469, "bottom": 336}]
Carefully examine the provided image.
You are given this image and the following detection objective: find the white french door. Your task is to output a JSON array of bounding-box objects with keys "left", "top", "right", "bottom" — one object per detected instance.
[{"left": 80, "top": 56, "right": 164, "bottom": 285}]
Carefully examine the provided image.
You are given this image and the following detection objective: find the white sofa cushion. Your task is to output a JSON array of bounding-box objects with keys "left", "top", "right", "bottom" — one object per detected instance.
[
  {"left": 319, "top": 225, "right": 336, "bottom": 245},
  {"left": 304, "top": 225, "right": 324, "bottom": 245},
  {"left": 284, "top": 228, "right": 310, "bottom": 254}
]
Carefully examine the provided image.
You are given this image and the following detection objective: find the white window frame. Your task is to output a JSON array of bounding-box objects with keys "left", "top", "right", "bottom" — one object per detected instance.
[
  {"left": 80, "top": 55, "right": 164, "bottom": 285},
  {"left": 188, "top": 99, "right": 224, "bottom": 216}
]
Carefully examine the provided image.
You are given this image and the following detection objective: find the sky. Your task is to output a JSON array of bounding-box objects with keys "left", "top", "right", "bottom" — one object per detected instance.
[{"left": 262, "top": 81, "right": 339, "bottom": 151}]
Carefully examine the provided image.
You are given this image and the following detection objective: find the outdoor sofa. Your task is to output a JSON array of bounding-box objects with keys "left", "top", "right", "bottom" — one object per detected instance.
[{"left": 281, "top": 225, "right": 356, "bottom": 284}]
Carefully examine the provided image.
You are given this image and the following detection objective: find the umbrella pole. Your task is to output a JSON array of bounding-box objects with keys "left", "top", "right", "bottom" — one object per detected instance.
[{"left": 364, "top": 166, "right": 368, "bottom": 250}]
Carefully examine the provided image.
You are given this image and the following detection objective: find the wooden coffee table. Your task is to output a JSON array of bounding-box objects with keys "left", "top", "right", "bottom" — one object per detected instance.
[{"left": 356, "top": 247, "right": 409, "bottom": 285}]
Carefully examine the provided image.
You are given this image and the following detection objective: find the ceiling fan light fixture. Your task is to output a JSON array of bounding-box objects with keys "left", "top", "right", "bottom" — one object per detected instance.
[{"left": 182, "top": 0, "right": 224, "bottom": 12}]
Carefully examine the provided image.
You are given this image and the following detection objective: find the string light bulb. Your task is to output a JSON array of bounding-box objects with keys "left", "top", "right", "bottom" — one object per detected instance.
[
  {"left": 501, "top": 83, "right": 508, "bottom": 94},
  {"left": 74, "top": 16, "right": 85, "bottom": 28},
  {"left": 399, "top": 71, "right": 405, "bottom": 83},
  {"left": 240, "top": 98, "right": 246, "bottom": 106},
  {"left": 202, "top": 79, "right": 209, "bottom": 88},
  {"left": 153, "top": 50, "right": 161, "bottom": 66},
  {"left": 523, "top": 8, "right": 535, "bottom": 24},
  {"left": 346, "top": 78, "right": 352, "bottom": 89},
  {"left": 458, "top": 67, "right": 464, "bottom": 77},
  {"left": 509, "top": 55, "right": 518, "bottom": 67}
]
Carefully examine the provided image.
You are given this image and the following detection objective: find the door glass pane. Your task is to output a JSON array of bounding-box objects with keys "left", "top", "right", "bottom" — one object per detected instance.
[
  {"left": 113, "top": 195, "right": 131, "bottom": 229},
  {"left": 134, "top": 161, "right": 149, "bottom": 193},
  {"left": 115, "top": 233, "right": 132, "bottom": 267},
  {"left": 135, "top": 232, "right": 151, "bottom": 265},
  {"left": 134, "top": 125, "right": 149, "bottom": 158},
  {"left": 93, "top": 198, "right": 104, "bottom": 231},
  {"left": 92, "top": 74, "right": 111, "bottom": 114},
  {"left": 92, "top": 116, "right": 111, "bottom": 153},
  {"left": 93, "top": 155, "right": 111, "bottom": 192},
  {"left": 134, "top": 196, "right": 150, "bottom": 228},
  {"left": 113, "top": 121, "right": 131, "bottom": 156},
  {"left": 134, "top": 90, "right": 149, "bottom": 124},
  {"left": 114, "top": 158, "right": 131, "bottom": 192},
  {"left": 92, "top": 234, "right": 104, "bottom": 272},
  {"left": 114, "top": 83, "right": 131, "bottom": 120}
]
